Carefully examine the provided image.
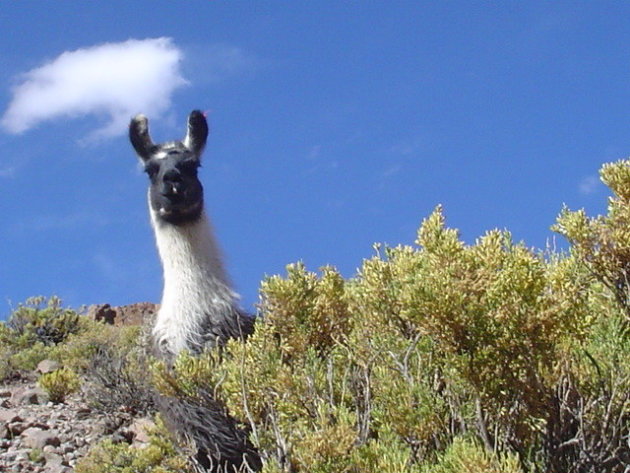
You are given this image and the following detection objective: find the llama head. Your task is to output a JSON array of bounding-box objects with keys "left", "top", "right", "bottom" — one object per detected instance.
[{"left": 129, "top": 110, "right": 209, "bottom": 226}]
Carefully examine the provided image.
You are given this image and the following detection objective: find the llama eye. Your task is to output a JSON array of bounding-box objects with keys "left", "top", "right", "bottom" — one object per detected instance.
[
  {"left": 180, "top": 160, "right": 199, "bottom": 174},
  {"left": 144, "top": 163, "right": 159, "bottom": 177}
]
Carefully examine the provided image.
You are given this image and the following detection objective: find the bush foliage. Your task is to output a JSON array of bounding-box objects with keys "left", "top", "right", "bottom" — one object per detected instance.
[
  {"left": 75, "top": 416, "right": 190, "bottom": 473},
  {"left": 3, "top": 160, "right": 630, "bottom": 472},
  {"left": 38, "top": 367, "right": 81, "bottom": 403}
]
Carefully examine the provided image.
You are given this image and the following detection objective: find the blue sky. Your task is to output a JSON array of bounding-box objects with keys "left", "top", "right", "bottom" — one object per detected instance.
[{"left": 1, "top": 3, "right": 628, "bottom": 316}]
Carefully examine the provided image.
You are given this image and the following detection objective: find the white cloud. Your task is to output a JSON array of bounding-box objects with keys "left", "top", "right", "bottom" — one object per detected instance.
[{"left": 1, "top": 38, "right": 187, "bottom": 139}]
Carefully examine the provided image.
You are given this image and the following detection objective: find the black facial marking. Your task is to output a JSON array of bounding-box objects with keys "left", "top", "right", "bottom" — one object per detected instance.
[
  {"left": 146, "top": 151, "right": 204, "bottom": 225},
  {"left": 129, "top": 111, "right": 209, "bottom": 226}
]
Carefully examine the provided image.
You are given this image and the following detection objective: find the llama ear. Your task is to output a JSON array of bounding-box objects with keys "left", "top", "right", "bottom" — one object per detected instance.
[
  {"left": 129, "top": 114, "right": 156, "bottom": 162},
  {"left": 183, "top": 110, "right": 208, "bottom": 157}
]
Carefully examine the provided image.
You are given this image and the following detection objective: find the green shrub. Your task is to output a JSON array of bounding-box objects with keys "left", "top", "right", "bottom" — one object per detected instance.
[
  {"left": 9, "top": 341, "right": 54, "bottom": 372},
  {"left": 53, "top": 320, "right": 154, "bottom": 415},
  {"left": 28, "top": 448, "right": 44, "bottom": 464},
  {"left": 420, "top": 437, "right": 523, "bottom": 473},
  {"left": 75, "top": 416, "right": 191, "bottom": 473},
  {"left": 149, "top": 158, "right": 629, "bottom": 472},
  {"left": 149, "top": 227, "right": 593, "bottom": 471},
  {"left": 16, "top": 160, "right": 630, "bottom": 473},
  {"left": 0, "top": 296, "right": 83, "bottom": 380},
  {"left": 5, "top": 296, "right": 81, "bottom": 346},
  {"left": 554, "top": 158, "right": 630, "bottom": 324},
  {"left": 38, "top": 367, "right": 80, "bottom": 403}
]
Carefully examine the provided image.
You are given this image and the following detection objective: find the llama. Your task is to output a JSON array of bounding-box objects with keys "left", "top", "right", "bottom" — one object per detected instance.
[{"left": 129, "top": 110, "right": 260, "bottom": 472}]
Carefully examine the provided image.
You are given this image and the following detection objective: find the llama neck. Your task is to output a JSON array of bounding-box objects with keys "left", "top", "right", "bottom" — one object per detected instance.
[
  {"left": 154, "top": 211, "right": 230, "bottom": 289},
  {"left": 151, "top": 210, "right": 239, "bottom": 355}
]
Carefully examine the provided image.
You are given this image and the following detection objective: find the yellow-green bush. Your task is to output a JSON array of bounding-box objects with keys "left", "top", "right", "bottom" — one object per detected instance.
[
  {"left": 5, "top": 296, "right": 81, "bottom": 346},
  {"left": 75, "top": 416, "right": 191, "bottom": 473},
  {"left": 554, "top": 158, "right": 630, "bottom": 323},
  {"left": 0, "top": 297, "right": 83, "bottom": 379},
  {"left": 420, "top": 436, "right": 523, "bottom": 473},
  {"left": 7, "top": 160, "right": 630, "bottom": 473},
  {"left": 38, "top": 367, "right": 80, "bottom": 403},
  {"left": 149, "top": 160, "right": 629, "bottom": 473}
]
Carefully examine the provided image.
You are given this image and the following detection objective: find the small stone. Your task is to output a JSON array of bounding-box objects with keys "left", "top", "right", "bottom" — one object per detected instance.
[
  {"left": 26, "top": 422, "right": 50, "bottom": 431},
  {"left": 1, "top": 449, "right": 18, "bottom": 461},
  {"left": 14, "top": 448, "right": 29, "bottom": 462},
  {"left": 42, "top": 444, "right": 58, "bottom": 454},
  {"left": 11, "top": 387, "right": 48, "bottom": 406},
  {"left": 127, "top": 417, "right": 155, "bottom": 444},
  {"left": 75, "top": 407, "right": 91, "bottom": 420},
  {"left": 0, "top": 409, "right": 21, "bottom": 423},
  {"left": 89, "top": 418, "right": 113, "bottom": 436},
  {"left": 21, "top": 428, "right": 61, "bottom": 449},
  {"left": 44, "top": 450, "right": 64, "bottom": 465},
  {"left": 35, "top": 360, "right": 60, "bottom": 375},
  {"left": 47, "top": 462, "right": 72, "bottom": 473},
  {"left": 7, "top": 422, "right": 27, "bottom": 437}
]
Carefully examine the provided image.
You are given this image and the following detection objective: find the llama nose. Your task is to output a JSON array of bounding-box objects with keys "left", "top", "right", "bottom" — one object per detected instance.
[{"left": 163, "top": 170, "right": 183, "bottom": 196}]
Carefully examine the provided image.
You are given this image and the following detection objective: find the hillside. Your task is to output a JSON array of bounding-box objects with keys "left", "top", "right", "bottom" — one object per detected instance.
[
  {"left": 0, "top": 303, "right": 159, "bottom": 472},
  {"left": 1, "top": 160, "right": 629, "bottom": 473}
]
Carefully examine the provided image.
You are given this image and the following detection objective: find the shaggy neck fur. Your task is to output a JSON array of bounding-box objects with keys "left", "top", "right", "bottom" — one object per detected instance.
[{"left": 151, "top": 208, "right": 240, "bottom": 357}]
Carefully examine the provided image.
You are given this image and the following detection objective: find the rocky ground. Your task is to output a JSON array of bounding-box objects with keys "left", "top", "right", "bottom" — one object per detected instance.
[
  {"left": 0, "top": 303, "right": 159, "bottom": 473},
  {"left": 0, "top": 371, "right": 154, "bottom": 472}
]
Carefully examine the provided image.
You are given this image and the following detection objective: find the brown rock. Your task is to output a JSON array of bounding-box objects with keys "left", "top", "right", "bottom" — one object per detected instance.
[
  {"left": 115, "top": 302, "right": 158, "bottom": 326},
  {"left": 6, "top": 422, "right": 27, "bottom": 437},
  {"left": 85, "top": 302, "right": 157, "bottom": 326},
  {"left": 86, "top": 304, "right": 116, "bottom": 324}
]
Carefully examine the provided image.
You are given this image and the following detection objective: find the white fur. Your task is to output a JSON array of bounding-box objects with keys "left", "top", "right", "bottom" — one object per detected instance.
[{"left": 150, "top": 203, "right": 239, "bottom": 356}]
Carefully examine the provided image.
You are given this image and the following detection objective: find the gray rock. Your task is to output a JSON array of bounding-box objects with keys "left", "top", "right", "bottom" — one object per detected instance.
[
  {"left": 21, "top": 427, "right": 60, "bottom": 449},
  {"left": 1, "top": 449, "right": 19, "bottom": 461},
  {"left": 13, "top": 448, "right": 29, "bottom": 462},
  {"left": 127, "top": 417, "right": 155, "bottom": 444},
  {"left": 0, "top": 409, "right": 21, "bottom": 423},
  {"left": 43, "top": 450, "right": 65, "bottom": 466},
  {"left": 35, "top": 360, "right": 60, "bottom": 375},
  {"left": 42, "top": 444, "right": 59, "bottom": 454},
  {"left": 11, "top": 387, "right": 48, "bottom": 406},
  {"left": 48, "top": 465, "right": 72, "bottom": 473},
  {"left": 89, "top": 419, "right": 106, "bottom": 436}
]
